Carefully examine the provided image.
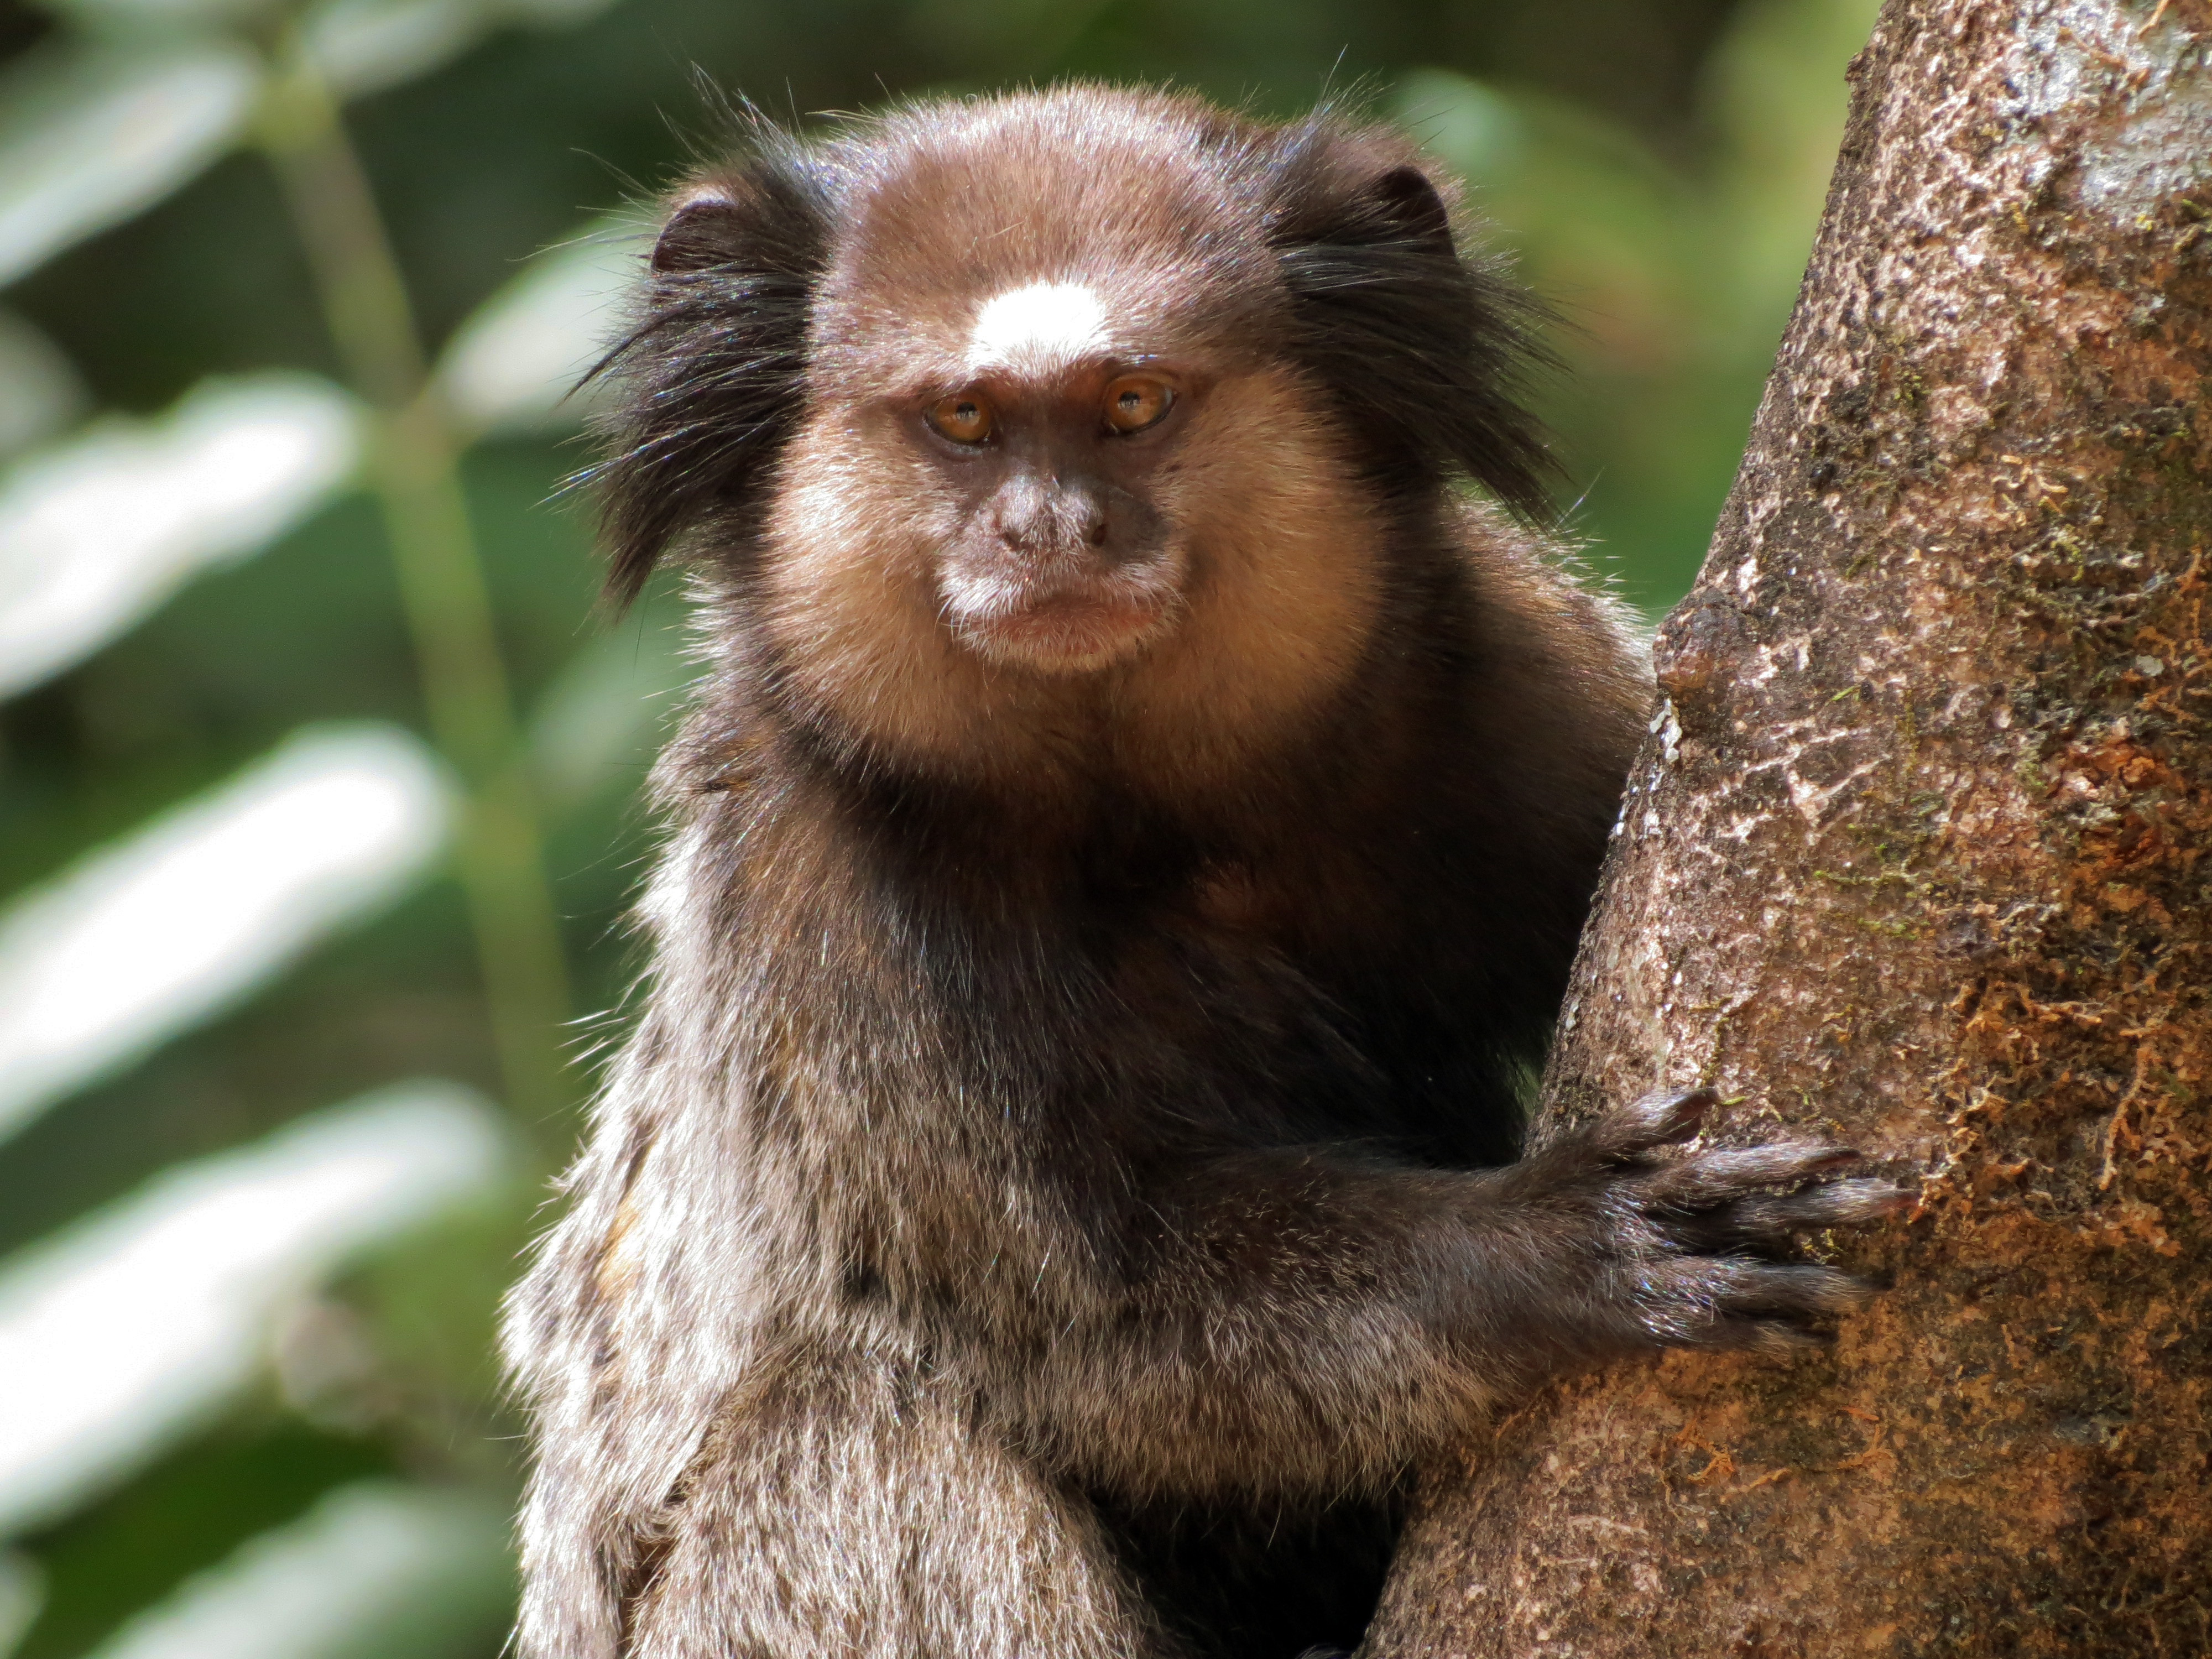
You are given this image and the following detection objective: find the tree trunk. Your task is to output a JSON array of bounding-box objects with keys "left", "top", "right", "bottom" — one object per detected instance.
[{"left": 1367, "top": 1, "right": 2212, "bottom": 1653}]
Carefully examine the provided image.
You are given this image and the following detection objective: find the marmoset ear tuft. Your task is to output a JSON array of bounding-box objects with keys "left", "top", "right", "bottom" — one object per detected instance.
[
  {"left": 649, "top": 190, "right": 748, "bottom": 273},
  {"left": 1365, "top": 164, "right": 1453, "bottom": 248},
  {"left": 589, "top": 138, "right": 834, "bottom": 607},
  {"left": 1261, "top": 127, "right": 1559, "bottom": 518}
]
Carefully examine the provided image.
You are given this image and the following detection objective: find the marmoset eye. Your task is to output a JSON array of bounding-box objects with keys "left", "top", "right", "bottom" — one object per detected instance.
[
  {"left": 1102, "top": 375, "right": 1173, "bottom": 434},
  {"left": 928, "top": 392, "right": 996, "bottom": 444}
]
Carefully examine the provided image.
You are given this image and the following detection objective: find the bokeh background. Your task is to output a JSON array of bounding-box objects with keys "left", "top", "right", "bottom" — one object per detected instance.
[{"left": 0, "top": 1, "right": 1874, "bottom": 1652}]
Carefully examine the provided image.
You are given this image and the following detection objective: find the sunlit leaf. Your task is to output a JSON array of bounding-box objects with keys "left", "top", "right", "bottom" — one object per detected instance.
[
  {"left": 85, "top": 1481, "right": 512, "bottom": 1659},
  {"left": 1396, "top": 71, "right": 1528, "bottom": 180},
  {"left": 0, "top": 1553, "right": 40, "bottom": 1658},
  {"left": 36, "top": 0, "right": 281, "bottom": 32},
  {"left": 0, "top": 373, "right": 361, "bottom": 700},
  {"left": 303, "top": 0, "right": 487, "bottom": 99},
  {"left": 305, "top": 0, "right": 628, "bottom": 99},
  {"left": 0, "top": 43, "right": 259, "bottom": 289},
  {"left": 500, "top": 0, "right": 623, "bottom": 22},
  {"left": 526, "top": 593, "right": 688, "bottom": 810},
  {"left": 0, "top": 726, "right": 451, "bottom": 1142},
  {"left": 1707, "top": 0, "right": 1884, "bottom": 325},
  {"left": 1397, "top": 70, "right": 1695, "bottom": 363},
  {"left": 0, "top": 1085, "right": 509, "bottom": 1537},
  {"left": 0, "top": 311, "right": 87, "bottom": 461},
  {"left": 435, "top": 217, "right": 643, "bottom": 437}
]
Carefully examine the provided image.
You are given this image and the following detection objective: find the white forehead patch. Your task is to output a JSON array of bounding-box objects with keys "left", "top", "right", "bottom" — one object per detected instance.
[{"left": 966, "top": 282, "right": 1112, "bottom": 373}]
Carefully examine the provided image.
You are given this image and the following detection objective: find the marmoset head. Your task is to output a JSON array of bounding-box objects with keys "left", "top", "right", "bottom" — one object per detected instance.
[{"left": 597, "top": 86, "right": 1554, "bottom": 778}]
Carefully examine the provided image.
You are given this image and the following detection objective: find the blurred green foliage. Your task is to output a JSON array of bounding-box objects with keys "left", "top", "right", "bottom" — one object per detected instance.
[{"left": 0, "top": 0, "right": 1872, "bottom": 1651}]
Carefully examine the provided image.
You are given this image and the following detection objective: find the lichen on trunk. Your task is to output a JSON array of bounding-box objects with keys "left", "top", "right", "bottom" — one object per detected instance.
[{"left": 1367, "top": 0, "right": 2212, "bottom": 1652}]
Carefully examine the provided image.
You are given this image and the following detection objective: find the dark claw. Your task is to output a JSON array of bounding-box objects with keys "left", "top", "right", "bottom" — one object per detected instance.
[
  {"left": 1725, "top": 1260, "right": 1872, "bottom": 1317},
  {"left": 1725, "top": 1320, "right": 1831, "bottom": 1354},
  {"left": 1634, "top": 1257, "right": 1871, "bottom": 1351},
  {"left": 1641, "top": 1314, "right": 1828, "bottom": 1355},
  {"left": 1580, "top": 1086, "right": 1718, "bottom": 1162},
  {"left": 1636, "top": 1141, "right": 1863, "bottom": 1212},
  {"left": 1735, "top": 1178, "right": 1912, "bottom": 1233},
  {"left": 1666, "top": 1178, "right": 1912, "bottom": 1251},
  {"left": 1650, "top": 1257, "right": 1867, "bottom": 1319}
]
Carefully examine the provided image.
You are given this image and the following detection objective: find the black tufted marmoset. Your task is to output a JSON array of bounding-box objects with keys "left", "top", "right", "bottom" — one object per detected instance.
[{"left": 503, "top": 85, "right": 1902, "bottom": 1659}]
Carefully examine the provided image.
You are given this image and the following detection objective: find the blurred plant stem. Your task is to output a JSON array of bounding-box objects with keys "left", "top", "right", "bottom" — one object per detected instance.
[{"left": 253, "top": 29, "right": 572, "bottom": 1128}]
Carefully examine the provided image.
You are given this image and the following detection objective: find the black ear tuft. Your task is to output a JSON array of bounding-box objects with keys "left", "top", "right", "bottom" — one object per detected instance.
[
  {"left": 649, "top": 192, "right": 750, "bottom": 273},
  {"left": 1262, "top": 128, "right": 1559, "bottom": 518},
  {"left": 1366, "top": 164, "right": 1453, "bottom": 248},
  {"left": 588, "top": 133, "right": 834, "bottom": 608}
]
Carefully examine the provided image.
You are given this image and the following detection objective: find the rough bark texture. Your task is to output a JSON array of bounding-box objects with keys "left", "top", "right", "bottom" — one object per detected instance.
[{"left": 1366, "top": 1, "right": 2212, "bottom": 1653}]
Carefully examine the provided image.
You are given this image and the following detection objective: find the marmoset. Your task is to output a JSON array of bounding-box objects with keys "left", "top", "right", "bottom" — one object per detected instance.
[{"left": 504, "top": 85, "right": 1900, "bottom": 1659}]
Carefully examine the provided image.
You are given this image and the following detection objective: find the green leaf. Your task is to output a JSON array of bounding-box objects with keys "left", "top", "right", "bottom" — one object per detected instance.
[
  {"left": 0, "top": 1083, "right": 508, "bottom": 1535},
  {"left": 0, "top": 727, "right": 450, "bottom": 1140},
  {"left": 0, "top": 1554, "right": 40, "bottom": 1658},
  {"left": 0, "top": 43, "right": 259, "bottom": 289},
  {"left": 435, "top": 217, "right": 644, "bottom": 437},
  {"left": 0, "top": 374, "right": 361, "bottom": 699},
  {"left": 84, "top": 1481, "right": 513, "bottom": 1659},
  {"left": 0, "top": 311, "right": 87, "bottom": 460}
]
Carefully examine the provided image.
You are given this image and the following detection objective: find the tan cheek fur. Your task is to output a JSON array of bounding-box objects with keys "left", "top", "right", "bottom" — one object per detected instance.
[
  {"left": 1105, "top": 367, "right": 1383, "bottom": 795},
  {"left": 758, "top": 410, "right": 1074, "bottom": 779},
  {"left": 757, "top": 368, "right": 1383, "bottom": 796}
]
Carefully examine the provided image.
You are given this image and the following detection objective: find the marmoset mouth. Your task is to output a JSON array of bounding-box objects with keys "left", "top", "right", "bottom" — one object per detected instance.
[{"left": 940, "top": 559, "right": 1182, "bottom": 674}]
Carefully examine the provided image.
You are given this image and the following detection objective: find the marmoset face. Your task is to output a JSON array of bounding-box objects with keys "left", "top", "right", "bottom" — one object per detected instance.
[
  {"left": 900, "top": 281, "right": 1189, "bottom": 675},
  {"left": 719, "top": 103, "right": 1391, "bottom": 781}
]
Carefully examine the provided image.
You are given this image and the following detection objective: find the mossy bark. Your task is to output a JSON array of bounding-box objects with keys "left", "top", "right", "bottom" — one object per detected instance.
[{"left": 1368, "top": 0, "right": 2212, "bottom": 1652}]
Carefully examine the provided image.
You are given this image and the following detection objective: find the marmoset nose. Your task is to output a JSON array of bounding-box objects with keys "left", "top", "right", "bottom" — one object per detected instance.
[{"left": 992, "top": 474, "right": 1110, "bottom": 560}]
